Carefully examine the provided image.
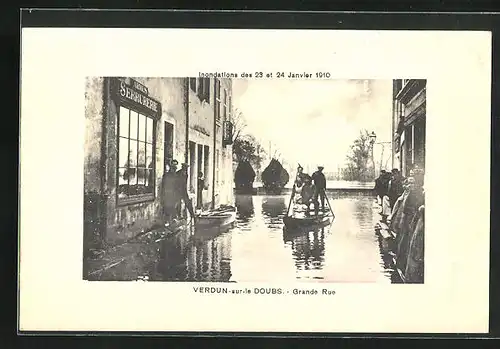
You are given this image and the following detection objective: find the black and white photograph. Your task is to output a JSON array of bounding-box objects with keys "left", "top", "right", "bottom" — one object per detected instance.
[
  {"left": 83, "top": 77, "right": 426, "bottom": 284},
  {"left": 20, "top": 25, "right": 490, "bottom": 333}
]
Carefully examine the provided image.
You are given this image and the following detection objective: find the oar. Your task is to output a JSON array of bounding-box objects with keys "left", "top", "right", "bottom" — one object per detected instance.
[
  {"left": 286, "top": 184, "right": 296, "bottom": 217},
  {"left": 323, "top": 189, "right": 335, "bottom": 219}
]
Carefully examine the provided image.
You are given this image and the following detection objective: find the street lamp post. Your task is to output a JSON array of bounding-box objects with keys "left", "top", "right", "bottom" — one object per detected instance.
[
  {"left": 369, "top": 131, "right": 377, "bottom": 178},
  {"left": 369, "top": 131, "right": 392, "bottom": 177}
]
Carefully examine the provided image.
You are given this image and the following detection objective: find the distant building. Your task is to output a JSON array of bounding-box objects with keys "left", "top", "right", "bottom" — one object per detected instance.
[
  {"left": 84, "top": 77, "right": 234, "bottom": 246},
  {"left": 391, "top": 79, "right": 426, "bottom": 178}
]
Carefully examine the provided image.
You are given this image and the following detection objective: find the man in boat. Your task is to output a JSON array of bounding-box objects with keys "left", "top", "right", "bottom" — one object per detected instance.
[
  {"left": 294, "top": 165, "right": 312, "bottom": 187},
  {"left": 297, "top": 175, "right": 319, "bottom": 216},
  {"left": 311, "top": 165, "right": 327, "bottom": 212},
  {"left": 292, "top": 165, "right": 311, "bottom": 206}
]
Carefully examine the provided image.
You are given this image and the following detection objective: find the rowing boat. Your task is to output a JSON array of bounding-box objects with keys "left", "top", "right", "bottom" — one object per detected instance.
[
  {"left": 195, "top": 206, "right": 237, "bottom": 228},
  {"left": 283, "top": 165, "right": 336, "bottom": 230},
  {"left": 282, "top": 212, "right": 334, "bottom": 230}
]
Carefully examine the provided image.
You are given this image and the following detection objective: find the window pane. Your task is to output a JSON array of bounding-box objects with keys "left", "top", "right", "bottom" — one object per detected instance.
[
  {"left": 145, "top": 169, "right": 152, "bottom": 189},
  {"left": 129, "top": 139, "right": 138, "bottom": 167},
  {"left": 146, "top": 117, "right": 154, "bottom": 143},
  {"left": 119, "top": 137, "right": 129, "bottom": 168},
  {"left": 130, "top": 110, "right": 139, "bottom": 140},
  {"left": 138, "top": 114, "right": 146, "bottom": 141},
  {"left": 137, "top": 168, "right": 146, "bottom": 186},
  {"left": 118, "top": 168, "right": 129, "bottom": 198},
  {"left": 146, "top": 143, "right": 153, "bottom": 169},
  {"left": 119, "top": 107, "right": 130, "bottom": 137},
  {"left": 138, "top": 142, "right": 146, "bottom": 168}
]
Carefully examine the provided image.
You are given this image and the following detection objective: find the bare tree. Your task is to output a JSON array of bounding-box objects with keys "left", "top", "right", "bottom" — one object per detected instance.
[
  {"left": 342, "top": 129, "right": 374, "bottom": 182},
  {"left": 231, "top": 107, "right": 247, "bottom": 143}
]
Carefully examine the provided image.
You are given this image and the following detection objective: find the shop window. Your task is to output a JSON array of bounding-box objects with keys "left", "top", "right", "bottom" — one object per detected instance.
[
  {"left": 405, "top": 125, "right": 414, "bottom": 172},
  {"left": 414, "top": 117, "right": 426, "bottom": 169},
  {"left": 118, "top": 106, "right": 155, "bottom": 201},
  {"left": 197, "top": 77, "right": 211, "bottom": 103}
]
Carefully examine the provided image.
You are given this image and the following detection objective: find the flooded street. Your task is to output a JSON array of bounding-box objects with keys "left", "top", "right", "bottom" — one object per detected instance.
[{"left": 145, "top": 193, "right": 399, "bottom": 283}]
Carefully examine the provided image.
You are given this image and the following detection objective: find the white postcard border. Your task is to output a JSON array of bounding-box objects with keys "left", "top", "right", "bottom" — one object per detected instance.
[{"left": 19, "top": 29, "right": 491, "bottom": 333}]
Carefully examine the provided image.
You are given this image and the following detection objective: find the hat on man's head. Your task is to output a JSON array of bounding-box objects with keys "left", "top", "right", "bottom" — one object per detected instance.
[{"left": 317, "top": 165, "right": 324, "bottom": 170}]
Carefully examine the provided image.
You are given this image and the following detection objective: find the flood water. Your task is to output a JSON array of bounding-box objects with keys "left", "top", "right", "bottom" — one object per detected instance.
[{"left": 149, "top": 193, "right": 399, "bottom": 283}]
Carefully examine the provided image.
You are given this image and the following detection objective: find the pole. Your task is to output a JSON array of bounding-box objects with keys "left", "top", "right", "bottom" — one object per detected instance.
[
  {"left": 286, "top": 165, "right": 301, "bottom": 217},
  {"left": 379, "top": 144, "right": 385, "bottom": 173},
  {"left": 286, "top": 184, "right": 296, "bottom": 217},
  {"left": 371, "top": 142, "right": 375, "bottom": 178},
  {"left": 323, "top": 189, "right": 335, "bottom": 219}
]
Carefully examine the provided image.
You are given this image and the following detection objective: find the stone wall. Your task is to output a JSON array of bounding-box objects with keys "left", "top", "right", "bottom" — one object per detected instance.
[
  {"left": 103, "top": 77, "right": 188, "bottom": 244},
  {"left": 83, "top": 77, "right": 105, "bottom": 249}
]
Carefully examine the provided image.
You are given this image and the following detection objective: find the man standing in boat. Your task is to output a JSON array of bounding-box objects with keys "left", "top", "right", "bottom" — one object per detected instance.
[
  {"left": 295, "top": 164, "right": 310, "bottom": 188},
  {"left": 312, "top": 165, "right": 327, "bottom": 213}
]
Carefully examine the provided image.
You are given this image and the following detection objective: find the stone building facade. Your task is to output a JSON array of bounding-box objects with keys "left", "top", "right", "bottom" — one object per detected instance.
[
  {"left": 391, "top": 79, "right": 426, "bottom": 178},
  {"left": 84, "top": 77, "right": 234, "bottom": 247}
]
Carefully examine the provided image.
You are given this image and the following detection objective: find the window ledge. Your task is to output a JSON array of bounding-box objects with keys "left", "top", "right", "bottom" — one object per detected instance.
[{"left": 117, "top": 194, "right": 155, "bottom": 207}]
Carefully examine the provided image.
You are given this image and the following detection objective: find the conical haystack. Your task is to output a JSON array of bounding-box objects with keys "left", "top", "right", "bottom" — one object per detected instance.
[
  {"left": 261, "top": 158, "right": 289, "bottom": 194},
  {"left": 234, "top": 160, "right": 256, "bottom": 194}
]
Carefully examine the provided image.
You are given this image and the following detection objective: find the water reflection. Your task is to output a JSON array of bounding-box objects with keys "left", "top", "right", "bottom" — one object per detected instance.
[
  {"left": 261, "top": 196, "right": 287, "bottom": 218},
  {"left": 154, "top": 225, "right": 232, "bottom": 282},
  {"left": 235, "top": 195, "right": 254, "bottom": 222},
  {"left": 261, "top": 196, "right": 287, "bottom": 228},
  {"left": 284, "top": 227, "right": 326, "bottom": 275},
  {"left": 150, "top": 193, "right": 396, "bottom": 283}
]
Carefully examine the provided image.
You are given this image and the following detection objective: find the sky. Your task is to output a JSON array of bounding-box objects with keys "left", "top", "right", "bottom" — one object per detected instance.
[{"left": 232, "top": 79, "right": 393, "bottom": 171}]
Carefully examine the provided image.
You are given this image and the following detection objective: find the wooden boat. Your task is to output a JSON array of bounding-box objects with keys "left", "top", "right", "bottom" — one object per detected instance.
[
  {"left": 283, "top": 211, "right": 334, "bottom": 230},
  {"left": 195, "top": 206, "right": 237, "bottom": 228},
  {"left": 282, "top": 165, "right": 335, "bottom": 231}
]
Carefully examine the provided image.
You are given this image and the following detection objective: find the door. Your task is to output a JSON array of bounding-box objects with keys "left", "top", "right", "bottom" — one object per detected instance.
[
  {"left": 164, "top": 121, "right": 174, "bottom": 173},
  {"left": 197, "top": 144, "right": 203, "bottom": 208}
]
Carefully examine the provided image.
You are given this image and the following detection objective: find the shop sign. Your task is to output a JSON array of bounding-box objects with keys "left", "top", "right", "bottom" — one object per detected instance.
[
  {"left": 112, "top": 78, "right": 162, "bottom": 119},
  {"left": 223, "top": 120, "right": 233, "bottom": 146}
]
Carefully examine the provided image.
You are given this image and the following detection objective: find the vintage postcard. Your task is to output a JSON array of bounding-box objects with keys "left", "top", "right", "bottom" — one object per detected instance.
[{"left": 19, "top": 28, "right": 491, "bottom": 333}]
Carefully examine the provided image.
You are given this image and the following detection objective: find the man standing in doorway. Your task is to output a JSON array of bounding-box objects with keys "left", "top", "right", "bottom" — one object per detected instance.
[
  {"left": 176, "top": 163, "right": 196, "bottom": 222},
  {"left": 312, "top": 165, "right": 327, "bottom": 213},
  {"left": 169, "top": 159, "right": 179, "bottom": 173},
  {"left": 197, "top": 171, "right": 206, "bottom": 210}
]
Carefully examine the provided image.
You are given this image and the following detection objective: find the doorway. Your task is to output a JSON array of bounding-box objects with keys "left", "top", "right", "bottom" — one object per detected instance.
[
  {"left": 189, "top": 141, "right": 196, "bottom": 193},
  {"left": 164, "top": 121, "right": 174, "bottom": 173},
  {"left": 197, "top": 144, "right": 203, "bottom": 208}
]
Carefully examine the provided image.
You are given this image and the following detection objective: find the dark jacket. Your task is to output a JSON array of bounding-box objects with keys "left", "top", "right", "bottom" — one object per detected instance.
[
  {"left": 388, "top": 175, "right": 404, "bottom": 200},
  {"left": 176, "top": 170, "right": 189, "bottom": 194},
  {"left": 311, "top": 171, "right": 326, "bottom": 189},
  {"left": 295, "top": 173, "right": 311, "bottom": 187},
  {"left": 375, "top": 173, "right": 390, "bottom": 197}
]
